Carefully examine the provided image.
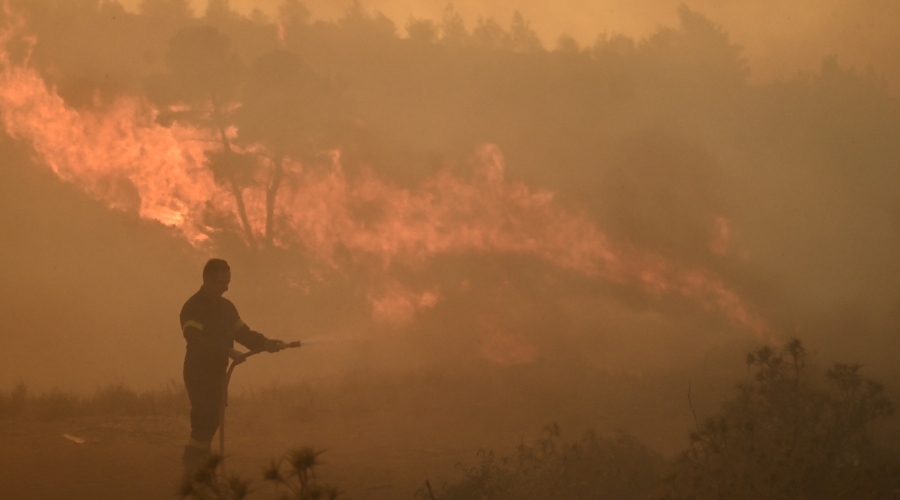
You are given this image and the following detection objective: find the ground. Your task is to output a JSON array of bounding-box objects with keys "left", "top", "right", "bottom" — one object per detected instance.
[
  {"left": 0, "top": 412, "right": 482, "bottom": 499},
  {"left": 0, "top": 373, "right": 711, "bottom": 499}
]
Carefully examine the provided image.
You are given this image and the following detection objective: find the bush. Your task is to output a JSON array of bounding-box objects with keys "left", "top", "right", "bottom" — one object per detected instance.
[
  {"left": 0, "top": 381, "right": 189, "bottom": 420},
  {"left": 0, "top": 382, "right": 27, "bottom": 419},
  {"left": 179, "top": 454, "right": 251, "bottom": 500},
  {"left": 426, "top": 423, "right": 665, "bottom": 500},
  {"left": 262, "top": 448, "right": 339, "bottom": 500},
  {"left": 83, "top": 382, "right": 188, "bottom": 417},
  {"left": 179, "top": 448, "right": 339, "bottom": 500},
  {"left": 30, "top": 389, "right": 81, "bottom": 420},
  {"left": 657, "top": 338, "right": 900, "bottom": 500}
]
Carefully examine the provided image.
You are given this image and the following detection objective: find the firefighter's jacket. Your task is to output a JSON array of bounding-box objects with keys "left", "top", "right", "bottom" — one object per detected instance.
[{"left": 180, "top": 290, "right": 266, "bottom": 371}]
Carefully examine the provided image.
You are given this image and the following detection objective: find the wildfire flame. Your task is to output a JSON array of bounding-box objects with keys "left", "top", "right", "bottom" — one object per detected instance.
[
  {"left": 368, "top": 281, "right": 441, "bottom": 326},
  {"left": 0, "top": 10, "right": 768, "bottom": 352}
]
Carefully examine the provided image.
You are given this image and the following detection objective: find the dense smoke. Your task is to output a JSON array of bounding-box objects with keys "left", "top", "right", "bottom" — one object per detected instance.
[{"left": 0, "top": 2, "right": 899, "bottom": 462}]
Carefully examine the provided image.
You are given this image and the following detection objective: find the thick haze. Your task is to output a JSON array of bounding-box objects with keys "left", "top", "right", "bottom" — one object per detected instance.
[{"left": 1, "top": 1, "right": 899, "bottom": 458}]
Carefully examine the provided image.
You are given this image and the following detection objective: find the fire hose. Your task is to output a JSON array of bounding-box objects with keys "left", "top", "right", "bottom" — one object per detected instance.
[{"left": 218, "top": 341, "right": 302, "bottom": 475}]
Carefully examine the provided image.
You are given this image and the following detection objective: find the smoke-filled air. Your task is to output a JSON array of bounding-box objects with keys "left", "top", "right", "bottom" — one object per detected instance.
[{"left": 1, "top": 0, "right": 899, "bottom": 498}]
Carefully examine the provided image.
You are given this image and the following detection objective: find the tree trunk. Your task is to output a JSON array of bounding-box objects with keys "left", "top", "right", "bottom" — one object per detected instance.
[
  {"left": 212, "top": 101, "right": 256, "bottom": 248},
  {"left": 265, "top": 153, "right": 285, "bottom": 247}
]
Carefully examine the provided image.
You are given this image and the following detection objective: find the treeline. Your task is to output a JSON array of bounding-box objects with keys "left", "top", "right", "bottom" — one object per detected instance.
[{"left": 13, "top": 0, "right": 900, "bottom": 260}]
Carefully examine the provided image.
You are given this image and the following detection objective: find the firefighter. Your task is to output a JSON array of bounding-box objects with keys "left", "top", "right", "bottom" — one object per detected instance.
[{"left": 179, "top": 258, "right": 283, "bottom": 472}]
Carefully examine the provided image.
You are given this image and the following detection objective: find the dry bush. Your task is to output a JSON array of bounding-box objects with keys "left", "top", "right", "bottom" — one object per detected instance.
[
  {"left": 82, "top": 382, "right": 188, "bottom": 417},
  {"left": 0, "top": 381, "right": 27, "bottom": 419},
  {"left": 657, "top": 338, "right": 900, "bottom": 500},
  {"left": 29, "top": 389, "right": 81, "bottom": 420},
  {"left": 0, "top": 381, "right": 188, "bottom": 420},
  {"left": 179, "top": 448, "right": 338, "bottom": 500},
  {"left": 425, "top": 423, "right": 665, "bottom": 500}
]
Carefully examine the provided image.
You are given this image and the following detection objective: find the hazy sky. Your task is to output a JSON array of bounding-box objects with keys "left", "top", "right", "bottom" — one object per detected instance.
[{"left": 118, "top": 0, "right": 900, "bottom": 87}]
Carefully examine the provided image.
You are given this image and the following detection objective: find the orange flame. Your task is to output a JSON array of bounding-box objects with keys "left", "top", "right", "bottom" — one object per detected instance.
[
  {"left": 368, "top": 281, "right": 441, "bottom": 325},
  {"left": 0, "top": 22, "right": 227, "bottom": 244},
  {"left": 0, "top": 14, "right": 768, "bottom": 339},
  {"left": 265, "top": 144, "right": 622, "bottom": 275}
]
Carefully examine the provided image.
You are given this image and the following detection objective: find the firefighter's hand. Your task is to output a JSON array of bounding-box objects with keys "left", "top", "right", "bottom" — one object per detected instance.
[
  {"left": 263, "top": 339, "right": 285, "bottom": 353},
  {"left": 228, "top": 348, "right": 247, "bottom": 363}
]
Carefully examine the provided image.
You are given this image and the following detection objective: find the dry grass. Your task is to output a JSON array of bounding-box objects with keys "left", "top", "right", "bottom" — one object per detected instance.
[
  {"left": 423, "top": 424, "right": 666, "bottom": 500},
  {"left": 0, "top": 381, "right": 26, "bottom": 418},
  {"left": 0, "top": 381, "right": 188, "bottom": 421}
]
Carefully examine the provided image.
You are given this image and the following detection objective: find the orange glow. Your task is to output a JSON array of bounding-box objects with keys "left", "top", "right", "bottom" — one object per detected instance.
[
  {"left": 276, "top": 22, "right": 286, "bottom": 48},
  {"left": 266, "top": 144, "right": 623, "bottom": 275},
  {"left": 708, "top": 215, "right": 731, "bottom": 255},
  {"left": 0, "top": 21, "right": 225, "bottom": 245},
  {"left": 0, "top": 14, "right": 767, "bottom": 340},
  {"left": 368, "top": 281, "right": 441, "bottom": 325},
  {"left": 480, "top": 331, "right": 537, "bottom": 366}
]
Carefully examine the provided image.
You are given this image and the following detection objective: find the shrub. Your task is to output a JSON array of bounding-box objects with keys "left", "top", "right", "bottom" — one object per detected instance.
[
  {"left": 83, "top": 382, "right": 188, "bottom": 416},
  {"left": 0, "top": 381, "right": 189, "bottom": 420},
  {"left": 426, "top": 423, "right": 665, "bottom": 500},
  {"left": 179, "top": 453, "right": 251, "bottom": 500},
  {"left": 30, "top": 389, "right": 81, "bottom": 420},
  {"left": 657, "top": 338, "right": 900, "bottom": 500},
  {"left": 179, "top": 448, "right": 338, "bottom": 500},
  {"left": 0, "top": 381, "right": 27, "bottom": 419},
  {"left": 263, "top": 448, "right": 339, "bottom": 499}
]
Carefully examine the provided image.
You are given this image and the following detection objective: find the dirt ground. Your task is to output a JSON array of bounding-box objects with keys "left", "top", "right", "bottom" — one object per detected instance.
[
  {"left": 0, "top": 364, "right": 730, "bottom": 500},
  {"left": 0, "top": 413, "right": 485, "bottom": 499},
  {"left": 0, "top": 380, "right": 696, "bottom": 500}
]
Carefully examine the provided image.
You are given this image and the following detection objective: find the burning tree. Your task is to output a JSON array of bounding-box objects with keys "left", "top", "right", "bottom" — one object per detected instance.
[
  {"left": 234, "top": 48, "right": 341, "bottom": 247},
  {"left": 145, "top": 23, "right": 342, "bottom": 249},
  {"left": 0, "top": 0, "right": 775, "bottom": 340},
  {"left": 144, "top": 25, "right": 257, "bottom": 245}
]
